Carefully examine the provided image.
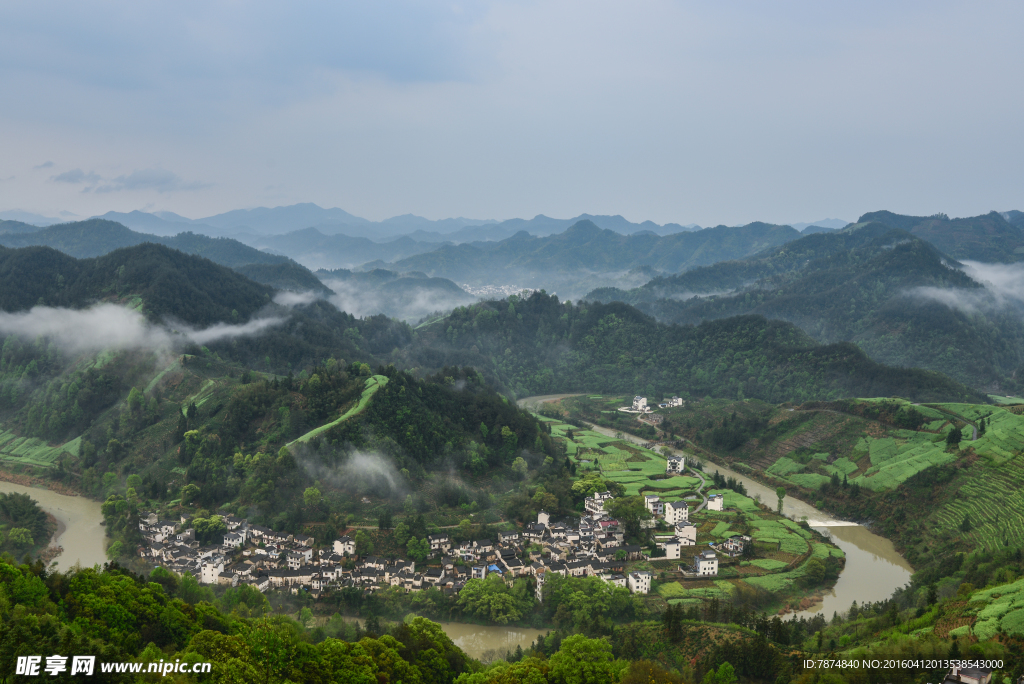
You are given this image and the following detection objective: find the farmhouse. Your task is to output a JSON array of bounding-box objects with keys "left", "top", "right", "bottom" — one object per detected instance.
[
  {"left": 643, "top": 494, "right": 664, "bottom": 516},
  {"left": 674, "top": 522, "right": 697, "bottom": 545},
  {"left": 694, "top": 549, "right": 719, "bottom": 576},
  {"left": 664, "top": 500, "right": 689, "bottom": 525},
  {"left": 666, "top": 456, "right": 685, "bottom": 475},
  {"left": 632, "top": 396, "right": 648, "bottom": 412},
  {"left": 627, "top": 571, "right": 652, "bottom": 594},
  {"left": 707, "top": 494, "right": 724, "bottom": 511}
]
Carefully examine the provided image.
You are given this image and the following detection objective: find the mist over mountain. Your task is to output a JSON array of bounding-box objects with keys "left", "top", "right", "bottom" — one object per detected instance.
[
  {"left": 84, "top": 203, "right": 705, "bottom": 243},
  {"left": 378, "top": 219, "right": 799, "bottom": 299},
  {"left": 586, "top": 216, "right": 1024, "bottom": 392},
  {"left": 316, "top": 268, "right": 478, "bottom": 322},
  {"left": 238, "top": 228, "right": 442, "bottom": 270}
]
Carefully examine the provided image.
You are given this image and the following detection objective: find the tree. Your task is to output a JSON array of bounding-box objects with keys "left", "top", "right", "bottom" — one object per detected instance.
[
  {"left": 511, "top": 456, "right": 528, "bottom": 477},
  {"left": 407, "top": 537, "right": 430, "bottom": 564},
  {"left": 180, "top": 483, "right": 200, "bottom": 506},
  {"left": 394, "top": 522, "right": 411, "bottom": 547},
  {"left": 549, "top": 634, "right": 627, "bottom": 684},
  {"left": 355, "top": 530, "right": 374, "bottom": 556},
  {"left": 377, "top": 508, "right": 393, "bottom": 530},
  {"left": 6, "top": 527, "right": 33, "bottom": 549},
  {"left": 775, "top": 487, "right": 786, "bottom": 514},
  {"left": 605, "top": 496, "right": 653, "bottom": 542},
  {"left": 303, "top": 487, "right": 322, "bottom": 508},
  {"left": 946, "top": 425, "right": 963, "bottom": 447}
]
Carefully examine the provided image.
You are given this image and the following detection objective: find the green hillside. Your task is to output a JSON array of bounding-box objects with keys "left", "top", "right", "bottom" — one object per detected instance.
[{"left": 399, "top": 291, "right": 983, "bottom": 403}]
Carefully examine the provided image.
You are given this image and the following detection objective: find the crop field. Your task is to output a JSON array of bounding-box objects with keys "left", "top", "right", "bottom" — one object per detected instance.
[
  {"left": 923, "top": 455, "right": 1024, "bottom": 552},
  {"left": 656, "top": 582, "right": 688, "bottom": 598},
  {"left": 750, "top": 559, "right": 788, "bottom": 570},
  {"left": 766, "top": 457, "right": 804, "bottom": 477},
  {"left": 0, "top": 427, "right": 79, "bottom": 468},
  {"left": 962, "top": 579, "right": 1024, "bottom": 639}
]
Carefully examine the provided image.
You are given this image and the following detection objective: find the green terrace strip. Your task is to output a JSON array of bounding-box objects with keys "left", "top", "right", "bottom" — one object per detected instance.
[{"left": 288, "top": 374, "right": 389, "bottom": 446}]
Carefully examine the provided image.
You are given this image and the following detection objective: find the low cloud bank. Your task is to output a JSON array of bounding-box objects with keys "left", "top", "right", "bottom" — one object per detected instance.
[
  {"left": 908, "top": 261, "right": 1024, "bottom": 314},
  {"left": 323, "top": 278, "right": 477, "bottom": 322},
  {"left": 273, "top": 291, "right": 320, "bottom": 307},
  {"left": 0, "top": 303, "right": 286, "bottom": 354},
  {"left": 296, "top": 448, "right": 407, "bottom": 498}
]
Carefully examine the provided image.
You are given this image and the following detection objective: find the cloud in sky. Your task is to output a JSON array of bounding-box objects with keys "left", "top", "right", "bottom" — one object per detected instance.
[
  {"left": 52, "top": 168, "right": 101, "bottom": 184},
  {"left": 34, "top": 161, "right": 54, "bottom": 169},
  {"left": 93, "top": 168, "right": 210, "bottom": 194},
  {"left": 0, "top": 2, "right": 1022, "bottom": 225}
]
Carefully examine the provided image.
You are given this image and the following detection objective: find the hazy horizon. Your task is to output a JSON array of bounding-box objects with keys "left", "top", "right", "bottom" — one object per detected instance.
[{"left": 1, "top": 2, "right": 1021, "bottom": 226}]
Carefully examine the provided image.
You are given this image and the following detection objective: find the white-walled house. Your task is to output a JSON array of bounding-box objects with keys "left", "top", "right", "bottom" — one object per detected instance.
[
  {"left": 334, "top": 536, "right": 356, "bottom": 556},
  {"left": 537, "top": 511, "right": 550, "bottom": 527},
  {"left": 695, "top": 549, "right": 718, "bottom": 576},
  {"left": 707, "top": 494, "right": 724, "bottom": 511},
  {"left": 664, "top": 501, "right": 689, "bottom": 525},
  {"left": 666, "top": 456, "right": 685, "bottom": 475},
  {"left": 675, "top": 522, "right": 698, "bottom": 545},
  {"left": 200, "top": 557, "right": 225, "bottom": 585},
  {"left": 627, "top": 571, "right": 652, "bottom": 594},
  {"left": 585, "top": 491, "right": 614, "bottom": 518},
  {"left": 632, "top": 396, "right": 648, "bottom": 412},
  {"left": 657, "top": 537, "right": 682, "bottom": 560},
  {"left": 644, "top": 494, "right": 663, "bottom": 516}
]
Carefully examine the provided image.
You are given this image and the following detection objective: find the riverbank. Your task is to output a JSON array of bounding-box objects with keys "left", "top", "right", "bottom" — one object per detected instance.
[
  {"left": 0, "top": 467, "right": 82, "bottom": 497},
  {"left": 518, "top": 394, "right": 914, "bottom": 619}
]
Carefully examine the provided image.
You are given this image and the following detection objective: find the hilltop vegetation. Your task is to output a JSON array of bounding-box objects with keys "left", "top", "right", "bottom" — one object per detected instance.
[
  {"left": 400, "top": 291, "right": 982, "bottom": 403},
  {"left": 862, "top": 209, "right": 1024, "bottom": 262}
]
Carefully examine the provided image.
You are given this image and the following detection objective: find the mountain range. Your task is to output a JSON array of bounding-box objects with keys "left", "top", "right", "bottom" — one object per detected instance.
[{"left": 586, "top": 212, "right": 1024, "bottom": 392}]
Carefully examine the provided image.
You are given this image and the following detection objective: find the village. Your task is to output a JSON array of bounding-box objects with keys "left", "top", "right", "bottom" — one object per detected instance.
[{"left": 136, "top": 450, "right": 757, "bottom": 602}]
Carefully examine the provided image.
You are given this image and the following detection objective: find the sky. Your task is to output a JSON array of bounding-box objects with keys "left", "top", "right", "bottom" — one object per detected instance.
[{"left": 0, "top": 1, "right": 1021, "bottom": 227}]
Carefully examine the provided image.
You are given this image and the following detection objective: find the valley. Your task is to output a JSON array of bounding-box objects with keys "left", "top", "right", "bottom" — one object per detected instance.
[{"left": 0, "top": 211, "right": 1023, "bottom": 684}]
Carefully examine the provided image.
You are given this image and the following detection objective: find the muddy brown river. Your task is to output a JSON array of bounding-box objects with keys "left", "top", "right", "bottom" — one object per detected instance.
[{"left": 0, "top": 480, "right": 107, "bottom": 570}]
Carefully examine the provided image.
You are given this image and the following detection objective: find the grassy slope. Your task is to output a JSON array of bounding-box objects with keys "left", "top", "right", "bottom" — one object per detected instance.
[{"left": 288, "top": 374, "right": 389, "bottom": 445}]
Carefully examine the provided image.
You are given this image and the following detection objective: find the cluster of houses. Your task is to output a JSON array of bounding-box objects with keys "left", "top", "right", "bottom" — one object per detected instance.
[
  {"left": 137, "top": 446, "right": 748, "bottom": 597},
  {"left": 137, "top": 503, "right": 659, "bottom": 599},
  {"left": 618, "top": 395, "right": 683, "bottom": 415}
]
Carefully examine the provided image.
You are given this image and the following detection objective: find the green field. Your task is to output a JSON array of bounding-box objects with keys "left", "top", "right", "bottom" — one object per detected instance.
[{"left": 0, "top": 428, "right": 80, "bottom": 468}]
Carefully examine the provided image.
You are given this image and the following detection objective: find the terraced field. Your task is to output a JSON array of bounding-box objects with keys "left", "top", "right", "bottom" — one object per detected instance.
[{"left": 0, "top": 427, "right": 80, "bottom": 468}]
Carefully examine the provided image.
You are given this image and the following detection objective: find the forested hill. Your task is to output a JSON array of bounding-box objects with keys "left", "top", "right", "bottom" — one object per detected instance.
[
  {"left": 381, "top": 219, "right": 800, "bottom": 290},
  {"left": 860, "top": 209, "right": 1024, "bottom": 262},
  {"left": 585, "top": 223, "right": 1024, "bottom": 393},
  {"left": 0, "top": 243, "right": 275, "bottom": 325},
  {"left": 0, "top": 242, "right": 415, "bottom": 374},
  {"left": 395, "top": 292, "right": 984, "bottom": 403}
]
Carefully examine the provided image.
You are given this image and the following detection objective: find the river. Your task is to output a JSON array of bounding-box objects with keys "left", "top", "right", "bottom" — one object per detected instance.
[
  {"left": 337, "top": 614, "right": 545, "bottom": 660},
  {"left": 0, "top": 480, "right": 107, "bottom": 570},
  {"left": 518, "top": 395, "right": 914, "bottom": 618}
]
